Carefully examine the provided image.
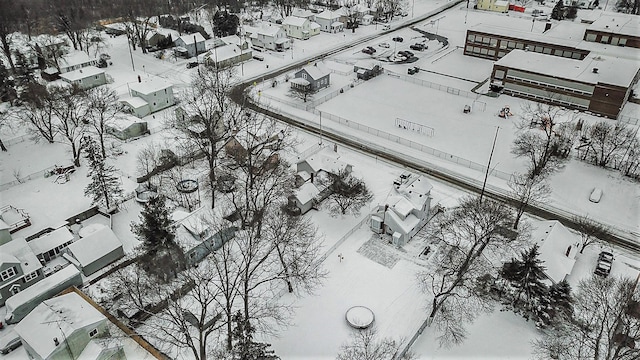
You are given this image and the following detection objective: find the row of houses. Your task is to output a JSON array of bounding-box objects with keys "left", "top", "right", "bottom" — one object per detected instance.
[{"left": 464, "top": 11, "right": 640, "bottom": 118}]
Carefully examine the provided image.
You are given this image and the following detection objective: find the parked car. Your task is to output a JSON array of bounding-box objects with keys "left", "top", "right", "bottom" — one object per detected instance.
[
  {"left": 0, "top": 331, "right": 22, "bottom": 355},
  {"left": 594, "top": 261, "right": 611, "bottom": 277},
  {"left": 410, "top": 43, "right": 427, "bottom": 51},
  {"left": 367, "top": 46, "right": 377, "bottom": 53},
  {"left": 362, "top": 47, "right": 375, "bottom": 55},
  {"left": 378, "top": 42, "right": 390, "bottom": 48},
  {"left": 252, "top": 54, "right": 264, "bottom": 61},
  {"left": 599, "top": 251, "right": 614, "bottom": 263},
  {"left": 382, "top": 24, "right": 391, "bottom": 30},
  {"left": 186, "top": 61, "right": 199, "bottom": 69},
  {"left": 407, "top": 66, "right": 419, "bottom": 75},
  {"left": 402, "top": 50, "right": 414, "bottom": 57},
  {"left": 392, "top": 37, "right": 403, "bottom": 42},
  {"left": 589, "top": 187, "right": 603, "bottom": 203}
]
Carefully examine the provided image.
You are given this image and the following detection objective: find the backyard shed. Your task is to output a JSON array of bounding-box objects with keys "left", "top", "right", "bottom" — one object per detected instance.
[
  {"left": 106, "top": 114, "right": 149, "bottom": 140},
  {"left": 64, "top": 227, "right": 124, "bottom": 276}
]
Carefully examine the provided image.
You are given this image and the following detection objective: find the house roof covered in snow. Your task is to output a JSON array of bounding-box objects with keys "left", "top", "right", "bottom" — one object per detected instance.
[
  {"left": 59, "top": 66, "right": 104, "bottom": 82},
  {"left": 296, "top": 182, "right": 320, "bottom": 204},
  {"left": 178, "top": 32, "right": 205, "bottom": 45},
  {"left": 14, "top": 292, "right": 106, "bottom": 359},
  {"left": 496, "top": 50, "right": 639, "bottom": 88},
  {"left": 5, "top": 265, "right": 80, "bottom": 312},
  {"left": 0, "top": 218, "right": 9, "bottom": 230},
  {"left": 283, "top": 16, "right": 309, "bottom": 27},
  {"left": 300, "top": 148, "right": 350, "bottom": 175},
  {"left": 395, "top": 175, "right": 432, "bottom": 210},
  {"left": 129, "top": 77, "right": 173, "bottom": 95},
  {"left": 292, "top": 9, "right": 315, "bottom": 18},
  {"left": 202, "top": 44, "right": 250, "bottom": 63},
  {"left": 244, "top": 24, "right": 283, "bottom": 37},
  {"left": 391, "top": 196, "right": 415, "bottom": 218},
  {"left": 107, "top": 114, "right": 146, "bottom": 131},
  {"left": 299, "top": 63, "right": 330, "bottom": 80},
  {"left": 531, "top": 220, "right": 578, "bottom": 284},
  {"left": 121, "top": 96, "right": 149, "bottom": 109},
  {"left": 28, "top": 227, "right": 74, "bottom": 256},
  {"left": 66, "top": 227, "right": 123, "bottom": 267},
  {"left": 587, "top": 12, "right": 640, "bottom": 37},
  {"left": 385, "top": 205, "right": 420, "bottom": 234},
  {"left": 0, "top": 237, "right": 41, "bottom": 275},
  {"left": 316, "top": 10, "right": 340, "bottom": 20},
  {"left": 354, "top": 60, "right": 379, "bottom": 70},
  {"left": 59, "top": 51, "right": 95, "bottom": 69}
]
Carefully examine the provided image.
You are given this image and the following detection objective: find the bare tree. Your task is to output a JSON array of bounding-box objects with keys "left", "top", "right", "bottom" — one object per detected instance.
[
  {"left": 584, "top": 120, "right": 637, "bottom": 168},
  {"left": 323, "top": 168, "right": 373, "bottom": 216},
  {"left": 51, "top": 85, "right": 88, "bottom": 166},
  {"left": 0, "top": 1, "right": 18, "bottom": 74},
  {"left": 85, "top": 86, "right": 123, "bottom": 159},
  {"left": 288, "top": 82, "right": 314, "bottom": 103},
  {"left": 337, "top": 326, "right": 415, "bottom": 360},
  {"left": 169, "top": 66, "right": 243, "bottom": 209},
  {"left": 533, "top": 275, "right": 640, "bottom": 360},
  {"left": 50, "top": 0, "right": 95, "bottom": 51},
  {"left": 17, "top": 82, "right": 58, "bottom": 143},
  {"left": 573, "top": 215, "right": 608, "bottom": 253},
  {"left": 512, "top": 103, "right": 574, "bottom": 178},
  {"left": 136, "top": 141, "right": 164, "bottom": 186},
  {"left": 417, "top": 195, "right": 516, "bottom": 347},
  {"left": 508, "top": 172, "right": 550, "bottom": 229}
]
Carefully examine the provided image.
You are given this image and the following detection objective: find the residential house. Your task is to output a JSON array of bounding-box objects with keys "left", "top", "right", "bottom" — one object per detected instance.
[
  {"left": 0, "top": 237, "right": 43, "bottom": 306},
  {"left": 145, "top": 28, "right": 179, "bottom": 49},
  {"left": 291, "top": 8, "right": 316, "bottom": 21},
  {"left": 351, "top": 4, "right": 371, "bottom": 20},
  {"left": 296, "top": 147, "right": 352, "bottom": 179},
  {"left": 244, "top": 24, "right": 291, "bottom": 51},
  {"left": 530, "top": 220, "right": 580, "bottom": 284},
  {"left": 292, "top": 63, "right": 331, "bottom": 92},
  {"left": 315, "top": 10, "right": 344, "bottom": 33},
  {"left": 370, "top": 172, "right": 433, "bottom": 246},
  {"left": 106, "top": 114, "right": 149, "bottom": 141},
  {"left": 354, "top": 60, "right": 383, "bottom": 80},
  {"left": 28, "top": 226, "right": 75, "bottom": 264},
  {"left": 477, "top": 0, "right": 510, "bottom": 13},
  {"left": 173, "top": 207, "right": 237, "bottom": 266},
  {"left": 281, "top": 16, "right": 320, "bottom": 40},
  {"left": 4, "top": 265, "right": 83, "bottom": 324},
  {"left": 63, "top": 227, "right": 124, "bottom": 276},
  {"left": 14, "top": 291, "right": 125, "bottom": 360},
  {"left": 289, "top": 182, "right": 320, "bottom": 214},
  {"left": 58, "top": 51, "right": 97, "bottom": 73},
  {"left": 174, "top": 32, "right": 207, "bottom": 58},
  {"left": 200, "top": 43, "right": 252, "bottom": 68},
  {"left": 59, "top": 66, "right": 106, "bottom": 89},
  {"left": 122, "top": 77, "right": 175, "bottom": 118},
  {"left": 361, "top": 14, "right": 374, "bottom": 26}
]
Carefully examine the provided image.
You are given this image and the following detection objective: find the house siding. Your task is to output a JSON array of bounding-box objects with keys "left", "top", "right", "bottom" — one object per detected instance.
[{"left": 131, "top": 87, "right": 175, "bottom": 114}]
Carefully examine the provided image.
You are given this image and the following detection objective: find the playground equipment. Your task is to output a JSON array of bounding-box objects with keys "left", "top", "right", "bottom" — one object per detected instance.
[
  {"left": 498, "top": 105, "right": 513, "bottom": 118},
  {"left": 345, "top": 306, "right": 375, "bottom": 329},
  {"left": 135, "top": 183, "right": 158, "bottom": 203},
  {"left": 176, "top": 179, "right": 200, "bottom": 211},
  {"left": 395, "top": 118, "right": 435, "bottom": 136}
]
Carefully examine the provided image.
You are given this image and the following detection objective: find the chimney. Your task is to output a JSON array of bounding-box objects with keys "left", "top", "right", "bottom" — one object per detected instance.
[
  {"left": 592, "top": 68, "right": 599, "bottom": 73},
  {"left": 54, "top": 338, "right": 60, "bottom": 346}
]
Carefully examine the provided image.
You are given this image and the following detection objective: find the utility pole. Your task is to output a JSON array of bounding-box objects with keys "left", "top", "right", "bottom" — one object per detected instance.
[{"left": 479, "top": 126, "right": 499, "bottom": 203}]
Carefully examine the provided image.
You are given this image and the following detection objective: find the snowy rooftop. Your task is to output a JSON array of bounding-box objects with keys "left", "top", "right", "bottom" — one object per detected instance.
[
  {"left": 0, "top": 237, "right": 41, "bottom": 275},
  {"left": 316, "top": 10, "right": 340, "bottom": 20},
  {"left": 28, "top": 226, "right": 74, "bottom": 256},
  {"left": 291, "top": 9, "right": 314, "bottom": 18},
  {"left": 283, "top": 16, "right": 309, "bottom": 27},
  {"left": 67, "top": 227, "right": 122, "bottom": 267},
  {"left": 299, "top": 63, "right": 330, "bottom": 80},
  {"left": 59, "top": 66, "right": 104, "bottom": 82},
  {"left": 396, "top": 175, "right": 433, "bottom": 210},
  {"left": 5, "top": 265, "right": 80, "bottom": 312},
  {"left": 300, "top": 148, "right": 350, "bottom": 175},
  {"left": 587, "top": 12, "right": 640, "bottom": 37},
  {"left": 354, "top": 60, "right": 379, "bottom": 70},
  {"left": 391, "top": 196, "right": 415, "bottom": 218},
  {"left": 496, "top": 50, "right": 640, "bottom": 88},
  {"left": 203, "top": 44, "right": 249, "bottom": 62},
  {"left": 531, "top": 220, "right": 578, "bottom": 284},
  {"left": 178, "top": 32, "right": 205, "bottom": 45},
  {"left": 59, "top": 51, "right": 95, "bottom": 68},
  {"left": 386, "top": 205, "right": 420, "bottom": 234},
  {"left": 296, "top": 182, "right": 320, "bottom": 204},
  {"left": 120, "top": 96, "right": 148, "bottom": 109},
  {"left": 107, "top": 114, "right": 146, "bottom": 131},
  {"left": 244, "top": 24, "right": 283, "bottom": 37},
  {"left": 129, "top": 77, "right": 173, "bottom": 95},
  {"left": 469, "top": 23, "right": 585, "bottom": 49},
  {"left": 14, "top": 292, "right": 106, "bottom": 359}
]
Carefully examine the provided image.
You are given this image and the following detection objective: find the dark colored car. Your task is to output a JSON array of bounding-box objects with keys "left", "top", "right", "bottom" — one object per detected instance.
[
  {"left": 410, "top": 43, "right": 427, "bottom": 51},
  {"left": 392, "top": 37, "right": 403, "bottom": 42},
  {"left": 0, "top": 331, "right": 22, "bottom": 354},
  {"left": 186, "top": 61, "right": 199, "bottom": 69},
  {"left": 362, "top": 47, "right": 374, "bottom": 55},
  {"left": 598, "top": 251, "right": 614, "bottom": 263},
  {"left": 367, "top": 46, "right": 376, "bottom": 53}
]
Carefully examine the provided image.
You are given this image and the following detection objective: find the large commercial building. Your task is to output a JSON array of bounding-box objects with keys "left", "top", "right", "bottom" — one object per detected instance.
[
  {"left": 583, "top": 13, "right": 640, "bottom": 49},
  {"left": 491, "top": 50, "right": 640, "bottom": 118}
]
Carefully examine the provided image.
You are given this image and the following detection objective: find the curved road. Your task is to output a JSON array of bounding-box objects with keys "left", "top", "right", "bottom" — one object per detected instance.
[{"left": 229, "top": 3, "right": 639, "bottom": 254}]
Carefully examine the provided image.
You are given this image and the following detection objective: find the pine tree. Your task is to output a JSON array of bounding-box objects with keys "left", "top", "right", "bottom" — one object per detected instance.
[
  {"left": 231, "top": 311, "right": 279, "bottom": 360},
  {"left": 551, "top": 0, "right": 565, "bottom": 20},
  {"left": 84, "top": 136, "right": 123, "bottom": 211},
  {"left": 131, "top": 194, "right": 175, "bottom": 252},
  {"left": 545, "top": 280, "right": 573, "bottom": 325},
  {"left": 500, "top": 245, "right": 549, "bottom": 316}
]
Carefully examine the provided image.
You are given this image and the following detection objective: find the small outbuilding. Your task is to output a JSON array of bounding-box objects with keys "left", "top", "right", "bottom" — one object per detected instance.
[
  {"left": 64, "top": 227, "right": 124, "bottom": 276},
  {"left": 354, "top": 60, "right": 383, "bottom": 80},
  {"left": 106, "top": 114, "right": 149, "bottom": 140}
]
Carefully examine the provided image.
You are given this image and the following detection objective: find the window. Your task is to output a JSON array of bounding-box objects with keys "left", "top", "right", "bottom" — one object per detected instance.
[
  {"left": 534, "top": 46, "right": 543, "bottom": 53},
  {"left": 585, "top": 33, "right": 596, "bottom": 41},
  {"left": 600, "top": 35, "right": 609, "bottom": 43},
  {"left": 563, "top": 50, "right": 573, "bottom": 58},
  {"left": 24, "top": 271, "right": 38, "bottom": 282},
  {"left": 515, "top": 43, "right": 524, "bottom": 49},
  {"left": 467, "top": 34, "right": 475, "bottom": 42},
  {"left": 507, "top": 41, "right": 515, "bottom": 49},
  {"left": 543, "top": 47, "right": 552, "bottom": 54},
  {"left": 94, "top": 75, "right": 99, "bottom": 80},
  {"left": 89, "top": 328, "right": 98, "bottom": 337},
  {"left": 1, "top": 267, "right": 17, "bottom": 281},
  {"left": 554, "top": 49, "right": 563, "bottom": 56},
  {"left": 302, "top": 73, "right": 307, "bottom": 80},
  {"left": 488, "top": 49, "right": 496, "bottom": 56},
  {"left": 619, "top": 38, "right": 627, "bottom": 46},
  {"left": 611, "top": 37, "right": 619, "bottom": 45}
]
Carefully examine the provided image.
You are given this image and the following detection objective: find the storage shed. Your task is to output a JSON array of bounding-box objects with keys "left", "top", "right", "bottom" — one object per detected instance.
[{"left": 64, "top": 228, "right": 124, "bottom": 276}]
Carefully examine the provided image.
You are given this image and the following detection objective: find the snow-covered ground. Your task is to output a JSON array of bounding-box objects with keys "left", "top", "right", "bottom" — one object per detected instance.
[{"left": 1, "top": 1, "right": 639, "bottom": 359}]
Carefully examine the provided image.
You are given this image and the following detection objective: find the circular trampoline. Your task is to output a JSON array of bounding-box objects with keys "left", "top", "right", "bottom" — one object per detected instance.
[
  {"left": 176, "top": 179, "right": 198, "bottom": 193},
  {"left": 345, "top": 306, "right": 375, "bottom": 329}
]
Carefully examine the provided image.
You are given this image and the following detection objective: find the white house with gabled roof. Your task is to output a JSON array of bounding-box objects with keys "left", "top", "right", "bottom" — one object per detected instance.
[
  {"left": 282, "top": 16, "right": 320, "bottom": 40},
  {"left": 370, "top": 172, "right": 433, "bottom": 246},
  {"left": 58, "top": 51, "right": 97, "bottom": 73},
  {"left": 174, "top": 32, "right": 206, "bottom": 58},
  {"left": 0, "top": 237, "right": 43, "bottom": 306},
  {"left": 530, "top": 220, "right": 579, "bottom": 284},
  {"left": 244, "top": 24, "right": 290, "bottom": 51},
  {"left": 122, "top": 77, "right": 175, "bottom": 117},
  {"left": 59, "top": 66, "right": 106, "bottom": 89},
  {"left": 315, "top": 10, "right": 344, "bottom": 33}
]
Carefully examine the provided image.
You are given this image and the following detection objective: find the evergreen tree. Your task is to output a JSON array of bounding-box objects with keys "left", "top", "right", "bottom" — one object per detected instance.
[
  {"left": 544, "top": 280, "right": 573, "bottom": 325},
  {"left": 84, "top": 136, "right": 123, "bottom": 210},
  {"left": 566, "top": 5, "right": 578, "bottom": 19},
  {"left": 231, "top": 311, "right": 279, "bottom": 360},
  {"left": 131, "top": 194, "right": 175, "bottom": 252},
  {"left": 551, "top": 0, "right": 565, "bottom": 20},
  {"left": 500, "top": 245, "right": 549, "bottom": 315}
]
